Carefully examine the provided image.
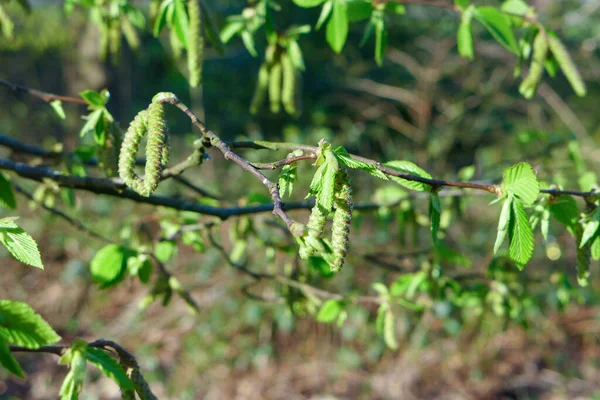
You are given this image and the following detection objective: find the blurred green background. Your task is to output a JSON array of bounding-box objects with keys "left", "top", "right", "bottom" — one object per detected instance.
[{"left": 1, "top": 0, "right": 600, "bottom": 399}]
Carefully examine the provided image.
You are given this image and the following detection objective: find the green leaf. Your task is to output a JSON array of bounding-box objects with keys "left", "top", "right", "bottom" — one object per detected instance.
[
  {"left": 0, "top": 173, "right": 16, "bottom": 209},
  {"left": 457, "top": 6, "right": 474, "bottom": 60},
  {"left": 374, "top": 14, "right": 387, "bottom": 66},
  {"left": 375, "top": 302, "right": 388, "bottom": 333},
  {"left": 79, "top": 108, "right": 104, "bottom": 138},
  {"left": 59, "top": 344, "right": 87, "bottom": 400},
  {"left": 220, "top": 20, "right": 244, "bottom": 43},
  {"left": 500, "top": 0, "right": 532, "bottom": 16},
  {"left": 333, "top": 146, "right": 388, "bottom": 179},
  {"left": 241, "top": 30, "right": 258, "bottom": 57},
  {"left": 316, "top": 0, "right": 333, "bottom": 30},
  {"left": 173, "top": 0, "right": 190, "bottom": 50},
  {"left": 50, "top": 99, "right": 66, "bottom": 120},
  {"left": 549, "top": 195, "right": 579, "bottom": 230},
  {"left": 0, "top": 339, "right": 24, "bottom": 378},
  {"left": 502, "top": 162, "right": 539, "bottom": 205},
  {"left": 347, "top": 1, "right": 372, "bottom": 22},
  {"left": 155, "top": 240, "right": 177, "bottom": 263},
  {"left": 0, "top": 219, "right": 43, "bottom": 269},
  {"left": 89, "top": 244, "right": 133, "bottom": 288},
  {"left": 326, "top": 0, "right": 348, "bottom": 54},
  {"left": 383, "top": 308, "right": 398, "bottom": 350},
  {"left": 279, "top": 161, "right": 298, "bottom": 198},
  {"left": 385, "top": 3, "right": 405, "bottom": 14},
  {"left": 591, "top": 236, "right": 600, "bottom": 261},
  {"left": 85, "top": 347, "right": 134, "bottom": 390},
  {"left": 372, "top": 282, "right": 389, "bottom": 296},
  {"left": 580, "top": 208, "right": 600, "bottom": 248},
  {"left": 384, "top": 160, "right": 432, "bottom": 192},
  {"left": 509, "top": 199, "right": 535, "bottom": 267},
  {"left": 154, "top": 0, "right": 173, "bottom": 36},
  {"left": 316, "top": 299, "right": 342, "bottom": 323},
  {"left": 293, "top": 0, "right": 327, "bottom": 7},
  {"left": 429, "top": 193, "right": 441, "bottom": 245},
  {"left": 0, "top": 300, "right": 61, "bottom": 348},
  {"left": 79, "top": 90, "right": 106, "bottom": 108},
  {"left": 316, "top": 152, "right": 339, "bottom": 211},
  {"left": 454, "top": 0, "right": 470, "bottom": 10},
  {"left": 494, "top": 197, "right": 512, "bottom": 254},
  {"left": 287, "top": 39, "right": 305, "bottom": 71},
  {"left": 473, "top": 7, "right": 519, "bottom": 54}
]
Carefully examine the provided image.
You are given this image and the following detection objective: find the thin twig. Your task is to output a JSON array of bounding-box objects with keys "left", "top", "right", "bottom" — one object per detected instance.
[{"left": 0, "top": 79, "right": 87, "bottom": 104}]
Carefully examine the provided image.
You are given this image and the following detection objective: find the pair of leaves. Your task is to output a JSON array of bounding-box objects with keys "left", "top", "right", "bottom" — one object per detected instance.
[{"left": 0, "top": 300, "right": 61, "bottom": 378}]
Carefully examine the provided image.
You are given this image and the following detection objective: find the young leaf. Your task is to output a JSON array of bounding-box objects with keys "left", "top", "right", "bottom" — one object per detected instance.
[
  {"left": 316, "top": 299, "right": 342, "bottom": 323},
  {"left": 383, "top": 308, "right": 398, "bottom": 350},
  {"left": 580, "top": 208, "right": 600, "bottom": 248},
  {"left": 384, "top": 160, "right": 432, "bottom": 192},
  {"left": 326, "top": 0, "right": 348, "bottom": 54},
  {"left": 457, "top": 6, "right": 474, "bottom": 60},
  {"left": 502, "top": 162, "right": 539, "bottom": 205},
  {"left": 0, "top": 339, "right": 24, "bottom": 378},
  {"left": 279, "top": 160, "right": 298, "bottom": 198},
  {"left": 173, "top": 0, "right": 190, "bottom": 50},
  {"left": 509, "top": 199, "right": 535, "bottom": 267},
  {"left": 473, "top": 7, "right": 519, "bottom": 54},
  {"left": 79, "top": 108, "right": 104, "bottom": 138},
  {"left": 89, "top": 244, "right": 132, "bottom": 288},
  {"left": 0, "top": 173, "right": 16, "bottom": 209},
  {"left": 332, "top": 146, "right": 388, "bottom": 179},
  {"left": 0, "top": 300, "right": 61, "bottom": 348},
  {"left": 50, "top": 99, "right": 66, "bottom": 120},
  {"left": 316, "top": 152, "right": 339, "bottom": 211},
  {"left": 153, "top": 0, "right": 172, "bottom": 36},
  {"left": 494, "top": 196, "right": 512, "bottom": 254},
  {"left": 374, "top": 14, "right": 387, "bottom": 66},
  {"left": 241, "top": 30, "right": 258, "bottom": 57},
  {"left": 85, "top": 348, "right": 134, "bottom": 390},
  {"left": 316, "top": 0, "right": 333, "bottom": 30},
  {"left": 59, "top": 343, "right": 87, "bottom": 400},
  {"left": 80, "top": 90, "right": 106, "bottom": 108},
  {"left": 0, "top": 219, "right": 43, "bottom": 269},
  {"left": 219, "top": 20, "right": 244, "bottom": 43}
]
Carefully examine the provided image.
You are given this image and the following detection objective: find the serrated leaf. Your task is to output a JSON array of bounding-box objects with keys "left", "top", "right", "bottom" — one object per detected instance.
[
  {"left": 580, "top": 208, "right": 600, "bottom": 248},
  {"left": 509, "top": 199, "right": 534, "bottom": 267},
  {"left": 50, "top": 99, "right": 66, "bottom": 120},
  {"left": 384, "top": 160, "right": 432, "bottom": 191},
  {"left": 502, "top": 162, "right": 539, "bottom": 205},
  {"left": 316, "top": 299, "right": 342, "bottom": 323},
  {"left": 79, "top": 90, "right": 106, "bottom": 107},
  {"left": 457, "top": 6, "right": 474, "bottom": 60},
  {"left": 85, "top": 348, "right": 134, "bottom": 390},
  {"left": 0, "top": 300, "right": 61, "bottom": 348},
  {"left": 494, "top": 197, "right": 513, "bottom": 254},
  {"left": 0, "top": 220, "right": 43, "bottom": 269},
  {"left": 316, "top": 152, "right": 339, "bottom": 211},
  {"left": 326, "top": 0, "right": 348, "bottom": 54},
  {"left": 0, "top": 173, "right": 16, "bottom": 209},
  {"left": 333, "top": 146, "right": 388, "bottom": 180},
  {"left": 0, "top": 339, "right": 24, "bottom": 378},
  {"left": 89, "top": 244, "right": 132, "bottom": 288},
  {"left": 473, "top": 7, "right": 519, "bottom": 54},
  {"left": 279, "top": 162, "right": 298, "bottom": 198},
  {"left": 383, "top": 309, "right": 398, "bottom": 350}
]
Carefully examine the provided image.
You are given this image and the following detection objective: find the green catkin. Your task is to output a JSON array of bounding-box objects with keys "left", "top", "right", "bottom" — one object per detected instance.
[
  {"left": 269, "top": 61, "right": 283, "bottom": 113},
  {"left": 170, "top": 28, "right": 183, "bottom": 59},
  {"left": 250, "top": 63, "right": 270, "bottom": 114},
  {"left": 331, "top": 169, "right": 352, "bottom": 272},
  {"left": 299, "top": 204, "right": 328, "bottom": 259},
  {"left": 0, "top": 4, "right": 14, "bottom": 39},
  {"left": 187, "top": 0, "right": 204, "bottom": 88},
  {"left": 108, "top": 17, "right": 122, "bottom": 64},
  {"left": 519, "top": 31, "right": 548, "bottom": 98},
  {"left": 281, "top": 52, "right": 297, "bottom": 116},
  {"left": 121, "top": 15, "right": 140, "bottom": 53},
  {"left": 547, "top": 35, "right": 587, "bottom": 96},
  {"left": 118, "top": 103, "right": 169, "bottom": 197},
  {"left": 98, "top": 121, "right": 123, "bottom": 177},
  {"left": 99, "top": 18, "right": 109, "bottom": 61}
]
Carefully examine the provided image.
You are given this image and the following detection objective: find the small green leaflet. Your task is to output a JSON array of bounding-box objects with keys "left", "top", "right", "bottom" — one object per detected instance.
[
  {"left": 0, "top": 173, "right": 16, "bottom": 209},
  {"left": 332, "top": 146, "right": 388, "bottom": 180},
  {"left": 457, "top": 6, "right": 474, "bottom": 60},
  {"left": 0, "top": 300, "right": 61, "bottom": 348},
  {"left": 59, "top": 341, "right": 87, "bottom": 400},
  {"left": 494, "top": 196, "right": 512, "bottom": 254},
  {"left": 326, "top": 0, "right": 348, "bottom": 54},
  {"left": 85, "top": 348, "right": 134, "bottom": 390},
  {"left": 502, "top": 162, "right": 539, "bottom": 205},
  {"left": 0, "top": 339, "right": 24, "bottom": 377},
  {"left": 316, "top": 0, "right": 333, "bottom": 30},
  {"left": 384, "top": 160, "right": 432, "bottom": 191},
  {"left": 90, "top": 244, "right": 135, "bottom": 288},
  {"left": 317, "top": 151, "right": 339, "bottom": 211},
  {"left": 316, "top": 299, "right": 342, "bottom": 323},
  {"left": 79, "top": 108, "right": 104, "bottom": 138},
  {"left": 279, "top": 162, "right": 298, "bottom": 198},
  {"left": 473, "top": 7, "right": 519, "bottom": 54},
  {"left": 173, "top": 0, "right": 190, "bottom": 51},
  {"left": 0, "top": 218, "right": 44, "bottom": 269},
  {"left": 429, "top": 193, "right": 441, "bottom": 245},
  {"left": 509, "top": 199, "right": 535, "bottom": 267},
  {"left": 50, "top": 99, "right": 66, "bottom": 120},
  {"left": 153, "top": 0, "right": 173, "bottom": 36},
  {"left": 80, "top": 89, "right": 108, "bottom": 108},
  {"left": 580, "top": 207, "right": 600, "bottom": 248}
]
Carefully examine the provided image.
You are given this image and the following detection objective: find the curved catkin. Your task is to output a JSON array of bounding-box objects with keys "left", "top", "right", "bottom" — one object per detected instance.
[
  {"left": 331, "top": 169, "right": 352, "bottom": 272},
  {"left": 187, "top": 0, "right": 204, "bottom": 88},
  {"left": 299, "top": 204, "right": 328, "bottom": 259},
  {"left": 269, "top": 61, "right": 283, "bottom": 113},
  {"left": 548, "top": 35, "right": 587, "bottom": 97},
  {"left": 118, "top": 103, "right": 169, "bottom": 197},
  {"left": 519, "top": 31, "right": 548, "bottom": 99},
  {"left": 250, "top": 63, "right": 269, "bottom": 114},
  {"left": 281, "top": 52, "right": 297, "bottom": 116}
]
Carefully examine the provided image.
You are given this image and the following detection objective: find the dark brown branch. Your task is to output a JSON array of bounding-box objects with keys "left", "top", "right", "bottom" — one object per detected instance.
[{"left": 0, "top": 79, "right": 87, "bottom": 104}]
